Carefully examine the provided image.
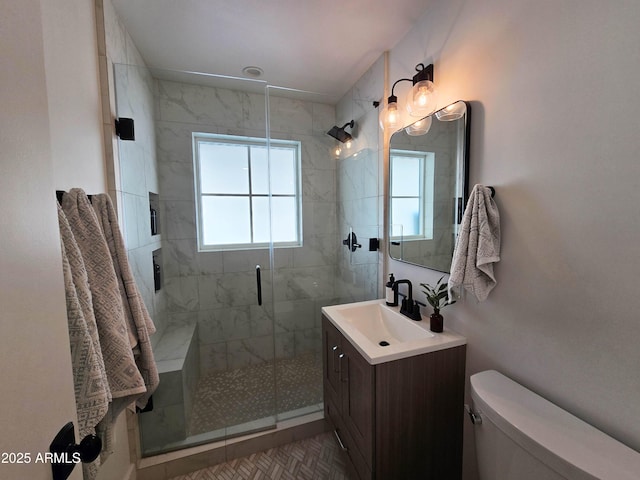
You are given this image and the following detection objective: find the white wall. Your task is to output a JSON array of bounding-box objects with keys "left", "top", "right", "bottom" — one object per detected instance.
[
  {"left": 42, "top": 0, "right": 107, "bottom": 191},
  {"left": 0, "top": 0, "right": 128, "bottom": 478},
  {"left": 0, "top": 1, "right": 87, "bottom": 479},
  {"left": 386, "top": 1, "right": 640, "bottom": 478}
]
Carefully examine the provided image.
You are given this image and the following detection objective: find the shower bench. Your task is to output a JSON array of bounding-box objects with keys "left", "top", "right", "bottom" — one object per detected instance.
[{"left": 137, "top": 319, "right": 200, "bottom": 454}]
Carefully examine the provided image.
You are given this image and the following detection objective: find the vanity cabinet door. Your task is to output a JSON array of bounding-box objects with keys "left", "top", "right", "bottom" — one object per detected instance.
[
  {"left": 340, "top": 337, "right": 374, "bottom": 466},
  {"left": 322, "top": 317, "right": 343, "bottom": 409},
  {"left": 322, "top": 315, "right": 374, "bottom": 479}
]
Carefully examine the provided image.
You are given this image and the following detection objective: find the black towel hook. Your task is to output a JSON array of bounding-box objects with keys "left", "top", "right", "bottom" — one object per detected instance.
[{"left": 50, "top": 422, "right": 102, "bottom": 480}]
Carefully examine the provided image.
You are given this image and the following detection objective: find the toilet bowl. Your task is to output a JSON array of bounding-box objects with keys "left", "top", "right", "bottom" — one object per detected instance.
[{"left": 470, "top": 370, "right": 640, "bottom": 480}]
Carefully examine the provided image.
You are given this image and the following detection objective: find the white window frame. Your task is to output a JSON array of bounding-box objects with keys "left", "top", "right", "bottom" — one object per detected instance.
[
  {"left": 389, "top": 149, "right": 435, "bottom": 241},
  {"left": 193, "top": 133, "right": 302, "bottom": 251}
]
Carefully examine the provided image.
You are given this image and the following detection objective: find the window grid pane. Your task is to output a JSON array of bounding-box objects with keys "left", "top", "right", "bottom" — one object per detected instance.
[
  {"left": 194, "top": 133, "right": 301, "bottom": 250},
  {"left": 199, "top": 143, "right": 249, "bottom": 194}
]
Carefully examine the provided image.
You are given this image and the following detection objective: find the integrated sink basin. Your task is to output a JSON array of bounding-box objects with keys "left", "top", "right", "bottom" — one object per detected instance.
[
  {"left": 338, "top": 301, "right": 435, "bottom": 345},
  {"left": 322, "top": 299, "right": 466, "bottom": 365}
]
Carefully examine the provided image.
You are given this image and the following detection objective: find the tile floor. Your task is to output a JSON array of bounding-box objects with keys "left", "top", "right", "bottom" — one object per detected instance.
[{"left": 167, "top": 431, "right": 352, "bottom": 479}]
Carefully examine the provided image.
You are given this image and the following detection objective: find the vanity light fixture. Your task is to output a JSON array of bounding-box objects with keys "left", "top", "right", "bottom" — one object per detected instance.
[{"left": 379, "top": 63, "right": 438, "bottom": 130}]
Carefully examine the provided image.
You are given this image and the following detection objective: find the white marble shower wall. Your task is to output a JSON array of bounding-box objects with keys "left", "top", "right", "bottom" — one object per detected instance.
[
  {"left": 102, "top": 0, "right": 171, "bottom": 347},
  {"left": 154, "top": 78, "right": 339, "bottom": 374},
  {"left": 334, "top": 55, "right": 385, "bottom": 302},
  {"left": 113, "top": 62, "right": 169, "bottom": 348}
]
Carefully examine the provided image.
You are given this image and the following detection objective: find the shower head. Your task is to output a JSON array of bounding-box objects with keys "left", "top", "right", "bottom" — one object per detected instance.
[{"left": 327, "top": 120, "right": 355, "bottom": 143}]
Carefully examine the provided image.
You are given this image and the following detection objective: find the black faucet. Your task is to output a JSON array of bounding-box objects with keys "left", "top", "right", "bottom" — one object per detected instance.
[{"left": 393, "top": 279, "right": 422, "bottom": 321}]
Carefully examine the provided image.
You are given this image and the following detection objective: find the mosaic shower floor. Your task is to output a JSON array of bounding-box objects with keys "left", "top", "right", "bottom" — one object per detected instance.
[{"left": 188, "top": 353, "right": 323, "bottom": 436}]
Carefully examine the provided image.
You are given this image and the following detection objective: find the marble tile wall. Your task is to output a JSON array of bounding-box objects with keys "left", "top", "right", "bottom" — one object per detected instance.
[
  {"left": 104, "top": 0, "right": 169, "bottom": 346},
  {"left": 334, "top": 55, "right": 385, "bottom": 303},
  {"left": 114, "top": 63, "right": 168, "bottom": 348},
  {"left": 154, "top": 78, "right": 341, "bottom": 374}
]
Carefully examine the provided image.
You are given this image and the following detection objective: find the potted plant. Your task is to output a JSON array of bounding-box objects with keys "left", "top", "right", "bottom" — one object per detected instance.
[{"left": 420, "top": 276, "right": 456, "bottom": 332}]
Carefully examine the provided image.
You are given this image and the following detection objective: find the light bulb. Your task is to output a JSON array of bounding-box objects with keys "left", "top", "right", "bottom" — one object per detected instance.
[
  {"left": 387, "top": 102, "right": 400, "bottom": 128},
  {"left": 345, "top": 140, "right": 352, "bottom": 149},
  {"left": 407, "top": 80, "right": 438, "bottom": 117},
  {"left": 415, "top": 85, "right": 431, "bottom": 106},
  {"left": 333, "top": 145, "right": 342, "bottom": 158}
]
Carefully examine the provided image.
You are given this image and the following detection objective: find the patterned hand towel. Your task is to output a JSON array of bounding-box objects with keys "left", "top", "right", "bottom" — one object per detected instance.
[
  {"left": 448, "top": 184, "right": 501, "bottom": 302},
  {"left": 61, "top": 189, "right": 147, "bottom": 458},
  {"left": 57, "top": 203, "right": 110, "bottom": 480},
  {"left": 91, "top": 193, "right": 159, "bottom": 409}
]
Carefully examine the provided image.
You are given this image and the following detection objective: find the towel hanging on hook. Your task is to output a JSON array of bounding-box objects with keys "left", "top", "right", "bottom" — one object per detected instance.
[
  {"left": 57, "top": 190, "right": 93, "bottom": 203},
  {"left": 448, "top": 184, "right": 501, "bottom": 302}
]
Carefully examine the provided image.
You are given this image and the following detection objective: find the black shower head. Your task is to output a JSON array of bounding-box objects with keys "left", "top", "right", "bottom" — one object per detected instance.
[{"left": 327, "top": 120, "right": 355, "bottom": 143}]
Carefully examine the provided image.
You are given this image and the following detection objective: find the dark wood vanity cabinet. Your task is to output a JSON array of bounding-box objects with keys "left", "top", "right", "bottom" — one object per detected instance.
[{"left": 322, "top": 315, "right": 466, "bottom": 480}]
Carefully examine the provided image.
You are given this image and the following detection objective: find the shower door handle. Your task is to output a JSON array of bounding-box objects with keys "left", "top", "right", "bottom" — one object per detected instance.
[{"left": 256, "top": 265, "right": 262, "bottom": 306}]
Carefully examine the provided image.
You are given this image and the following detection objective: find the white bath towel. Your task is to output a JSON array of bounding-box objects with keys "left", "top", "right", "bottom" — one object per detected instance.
[
  {"left": 448, "top": 184, "right": 501, "bottom": 302},
  {"left": 91, "top": 193, "right": 159, "bottom": 410}
]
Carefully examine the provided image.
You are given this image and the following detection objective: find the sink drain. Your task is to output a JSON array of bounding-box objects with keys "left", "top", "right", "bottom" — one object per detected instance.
[{"left": 379, "top": 341, "right": 390, "bottom": 347}]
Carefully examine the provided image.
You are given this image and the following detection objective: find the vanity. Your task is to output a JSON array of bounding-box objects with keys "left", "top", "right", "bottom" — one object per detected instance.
[{"left": 322, "top": 299, "right": 466, "bottom": 479}]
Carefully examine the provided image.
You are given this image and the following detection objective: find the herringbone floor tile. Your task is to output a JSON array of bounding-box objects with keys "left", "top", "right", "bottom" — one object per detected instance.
[{"left": 168, "top": 432, "right": 352, "bottom": 480}]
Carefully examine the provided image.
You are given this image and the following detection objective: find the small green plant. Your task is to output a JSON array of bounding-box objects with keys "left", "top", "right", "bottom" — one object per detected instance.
[{"left": 420, "top": 276, "right": 456, "bottom": 312}]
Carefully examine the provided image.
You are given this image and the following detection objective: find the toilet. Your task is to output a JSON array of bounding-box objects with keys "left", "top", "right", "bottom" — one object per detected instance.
[{"left": 469, "top": 370, "right": 640, "bottom": 479}]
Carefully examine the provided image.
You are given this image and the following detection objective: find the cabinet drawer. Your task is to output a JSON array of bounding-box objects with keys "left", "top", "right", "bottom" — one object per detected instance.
[{"left": 329, "top": 398, "right": 372, "bottom": 480}]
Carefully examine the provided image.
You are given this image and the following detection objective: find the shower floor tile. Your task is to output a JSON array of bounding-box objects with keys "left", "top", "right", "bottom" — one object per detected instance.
[
  {"left": 189, "top": 353, "right": 323, "bottom": 436},
  {"left": 168, "top": 431, "right": 352, "bottom": 480}
]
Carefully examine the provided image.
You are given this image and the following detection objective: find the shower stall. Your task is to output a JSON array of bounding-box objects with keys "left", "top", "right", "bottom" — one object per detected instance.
[{"left": 113, "top": 64, "right": 381, "bottom": 455}]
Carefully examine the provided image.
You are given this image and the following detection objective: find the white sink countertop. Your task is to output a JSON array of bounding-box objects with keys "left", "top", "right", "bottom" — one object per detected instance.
[{"left": 322, "top": 299, "right": 466, "bottom": 365}]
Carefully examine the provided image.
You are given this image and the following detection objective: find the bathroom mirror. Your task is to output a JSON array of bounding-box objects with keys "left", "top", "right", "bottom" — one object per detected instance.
[{"left": 388, "top": 100, "right": 470, "bottom": 272}]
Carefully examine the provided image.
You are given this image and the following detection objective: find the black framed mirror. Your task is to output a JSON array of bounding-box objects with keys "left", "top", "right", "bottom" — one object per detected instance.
[{"left": 388, "top": 100, "right": 470, "bottom": 272}]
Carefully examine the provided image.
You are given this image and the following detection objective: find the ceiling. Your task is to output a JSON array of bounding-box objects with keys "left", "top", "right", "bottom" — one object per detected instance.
[{"left": 111, "top": 0, "right": 432, "bottom": 103}]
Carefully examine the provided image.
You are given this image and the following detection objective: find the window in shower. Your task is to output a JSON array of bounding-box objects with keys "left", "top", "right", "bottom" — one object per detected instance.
[
  {"left": 389, "top": 149, "right": 435, "bottom": 240},
  {"left": 193, "top": 133, "right": 302, "bottom": 251}
]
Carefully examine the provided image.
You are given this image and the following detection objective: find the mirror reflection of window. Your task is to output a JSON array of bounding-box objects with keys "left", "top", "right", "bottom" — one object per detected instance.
[{"left": 390, "top": 149, "right": 435, "bottom": 240}]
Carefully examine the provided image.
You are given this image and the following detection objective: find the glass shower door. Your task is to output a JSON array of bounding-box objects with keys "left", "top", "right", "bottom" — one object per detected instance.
[
  {"left": 114, "top": 64, "right": 280, "bottom": 454},
  {"left": 265, "top": 86, "right": 380, "bottom": 423}
]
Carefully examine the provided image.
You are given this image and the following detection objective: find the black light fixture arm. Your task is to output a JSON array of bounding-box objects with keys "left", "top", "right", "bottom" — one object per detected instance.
[
  {"left": 386, "top": 63, "right": 435, "bottom": 105},
  {"left": 389, "top": 77, "right": 412, "bottom": 104},
  {"left": 341, "top": 120, "right": 355, "bottom": 130}
]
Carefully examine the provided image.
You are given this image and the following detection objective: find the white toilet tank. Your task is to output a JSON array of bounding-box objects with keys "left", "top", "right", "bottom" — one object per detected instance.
[{"left": 470, "top": 370, "right": 640, "bottom": 480}]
